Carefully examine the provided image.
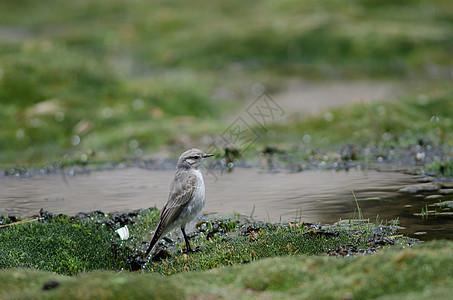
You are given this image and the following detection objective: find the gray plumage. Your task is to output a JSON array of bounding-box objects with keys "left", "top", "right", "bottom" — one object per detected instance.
[{"left": 145, "top": 148, "right": 213, "bottom": 258}]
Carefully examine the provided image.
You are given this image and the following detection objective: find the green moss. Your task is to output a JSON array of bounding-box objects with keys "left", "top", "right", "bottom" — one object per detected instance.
[
  {"left": 0, "top": 208, "right": 412, "bottom": 277},
  {"left": 0, "top": 269, "right": 184, "bottom": 300},
  {"left": 0, "top": 216, "right": 131, "bottom": 275},
  {"left": 1, "top": 241, "right": 453, "bottom": 299}
]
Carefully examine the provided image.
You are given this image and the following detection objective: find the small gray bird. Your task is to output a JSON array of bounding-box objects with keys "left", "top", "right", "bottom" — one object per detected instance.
[{"left": 145, "top": 148, "right": 213, "bottom": 259}]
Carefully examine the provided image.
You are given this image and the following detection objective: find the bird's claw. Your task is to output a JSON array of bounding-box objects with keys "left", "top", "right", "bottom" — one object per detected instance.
[{"left": 183, "top": 246, "right": 201, "bottom": 253}]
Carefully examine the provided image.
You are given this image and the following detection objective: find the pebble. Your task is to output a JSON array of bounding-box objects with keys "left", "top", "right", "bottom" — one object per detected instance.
[
  {"left": 361, "top": 197, "right": 381, "bottom": 201},
  {"left": 414, "top": 232, "right": 427, "bottom": 235},
  {"left": 439, "top": 182, "right": 453, "bottom": 189},
  {"left": 425, "top": 195, "right": 443, "bottom": 200},
  {"left": 439, "top": 189, "right": 453, "bottom": 195},
  {"left": 398, "top": 184, "right": 440, "bottom": 194},
  {"left": 438, "top": 212, "right": 453, "bottom": 216},
  {"left": 416, "top": 177, "right": 435, "bottom": 183},
  {"left": 430, "top": 201, "right": 453, "bottom": 208}
]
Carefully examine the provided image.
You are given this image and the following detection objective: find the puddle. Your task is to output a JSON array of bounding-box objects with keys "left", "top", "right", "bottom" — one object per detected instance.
[{"left": 1, "top": 167, "right": 451, "bottom": 240}]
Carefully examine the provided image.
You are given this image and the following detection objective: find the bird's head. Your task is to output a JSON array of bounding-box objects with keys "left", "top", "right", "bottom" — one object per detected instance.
[{"left": 177, "top": 148, "right": 213, "bottom": 169}]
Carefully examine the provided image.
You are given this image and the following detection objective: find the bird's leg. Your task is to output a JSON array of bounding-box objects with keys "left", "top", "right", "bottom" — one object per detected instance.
[
  {"left": 181, "top": 226, "right": 200, "bottom": 253},
  {"left": 180, "top": 226, "right": 193, "bottom": 252}
]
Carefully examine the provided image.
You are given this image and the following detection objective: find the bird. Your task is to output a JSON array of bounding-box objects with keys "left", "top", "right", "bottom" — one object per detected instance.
[{"left": 144, "top": 148, "right": 213, "bottom": 259}]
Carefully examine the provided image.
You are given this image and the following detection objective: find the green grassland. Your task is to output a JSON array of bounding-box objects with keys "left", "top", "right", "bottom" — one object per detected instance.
[
  {"left": 265, "top": 84, "right": 453, "bottom": 149},
  {"left": 0, "top": 209, "right": 408, "bottom": 276},
  {"left": 1, "top": 2, "right": 453, "bottom": 297},
  {"left": 0, "top": 208, "right": 452, "bottom": 299},
  {"left": 1, "top": 0, "right": 453, "bottom": 165},
  {"left": 4, "top": 208, "right": 450, "bottom": 299}
]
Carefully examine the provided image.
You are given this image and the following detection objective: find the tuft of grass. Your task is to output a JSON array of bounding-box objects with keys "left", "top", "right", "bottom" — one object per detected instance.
[
  {"left": 0, "top": 215, "right": 131, "bottom": 275},
  {"left": 352, "top": 190, "right": 363, "bottom": 220},
  {"left": 426, "top": 160, "right": 453, "bottom": 177}
]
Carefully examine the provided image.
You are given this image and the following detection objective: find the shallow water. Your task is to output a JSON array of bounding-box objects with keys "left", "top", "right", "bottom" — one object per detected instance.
[{"left": 1, "top": 167, "right": 451, "bottom": 240}]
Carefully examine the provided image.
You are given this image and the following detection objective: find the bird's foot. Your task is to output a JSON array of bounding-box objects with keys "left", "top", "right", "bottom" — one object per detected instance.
[
  {"left": 151, "top": 248, "right": 172, "bottom": 262},
  {"left": 182, "top": 246, "right": 201, "bottom": 254}
]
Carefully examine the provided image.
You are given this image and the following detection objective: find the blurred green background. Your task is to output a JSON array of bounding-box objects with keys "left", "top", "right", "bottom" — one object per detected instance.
[{"left": 1, "top": 0, "right": 452, "bottom": 165}]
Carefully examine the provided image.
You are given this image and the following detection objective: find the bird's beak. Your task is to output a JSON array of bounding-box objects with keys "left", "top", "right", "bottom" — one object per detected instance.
[{"left": 203, "top": 153, "right": 214, "bottom": 158}]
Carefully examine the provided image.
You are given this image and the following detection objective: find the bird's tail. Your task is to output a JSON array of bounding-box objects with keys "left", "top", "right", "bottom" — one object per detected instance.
[{"left": 144, "top": 223, "right": 164, "bottom": 259}]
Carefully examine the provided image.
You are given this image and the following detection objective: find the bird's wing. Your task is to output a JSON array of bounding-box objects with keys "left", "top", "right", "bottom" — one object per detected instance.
[
  {"left": 145, "top": 171, "right": 196, "bottom": 258},
  {"left": 159, "top": 171, "right": 197, "bottom": 227}
]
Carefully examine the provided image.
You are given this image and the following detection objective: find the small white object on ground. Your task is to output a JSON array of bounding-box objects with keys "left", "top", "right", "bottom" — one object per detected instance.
[{"left": 115, "top": 225, "right": 130, "bottom": 240}]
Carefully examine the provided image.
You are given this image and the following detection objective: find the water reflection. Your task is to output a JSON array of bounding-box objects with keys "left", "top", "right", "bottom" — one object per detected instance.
[{"left": 0, "top": 167, "right": 451, "bottom": 240}]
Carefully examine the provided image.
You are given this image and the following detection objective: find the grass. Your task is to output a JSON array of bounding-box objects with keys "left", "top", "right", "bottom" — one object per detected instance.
[
  {"left": 1, "top": 240, "right": 453, "bottom": 299},
  {"left": 0, "top": 195, "right": 449, "bottom": 299},
  {"left": 1, "top": 2, "right": 453, "bottom": 295},
  {"left": 147, "top": 222, "right": 386, "bottom": 275},
  {"left": 262, "top": 84, "right": 453, "bottom": 150},
  {"left": 1, "top": 0, "right": 453, "bottom": 165},
  {"left": 0, "top": 213, "right": 134, "bottom": 274},
  {"left": 2, "top": 82, "right": 452, "bottom": 168},
  {"left": 2, "top": 0, "right": 452, "bottom": 75},
  {"left": 426, "top": 160, "right": 453, "bottom": 177},
  {"left": 0, "top": 208, "right": 412, "bottom": 276}
]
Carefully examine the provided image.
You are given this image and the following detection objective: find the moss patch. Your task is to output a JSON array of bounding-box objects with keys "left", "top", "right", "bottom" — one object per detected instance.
[{"left": 1, "top": 241, "right": 452, "bottom": 299}]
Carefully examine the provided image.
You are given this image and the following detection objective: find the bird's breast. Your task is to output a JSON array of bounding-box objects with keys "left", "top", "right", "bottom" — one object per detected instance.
[
  {"left": 190, "top": 170, "right": 206, "bottom": 212},
  {"left": 179, "top": 170, "right": 206, "bottom": 223}
]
